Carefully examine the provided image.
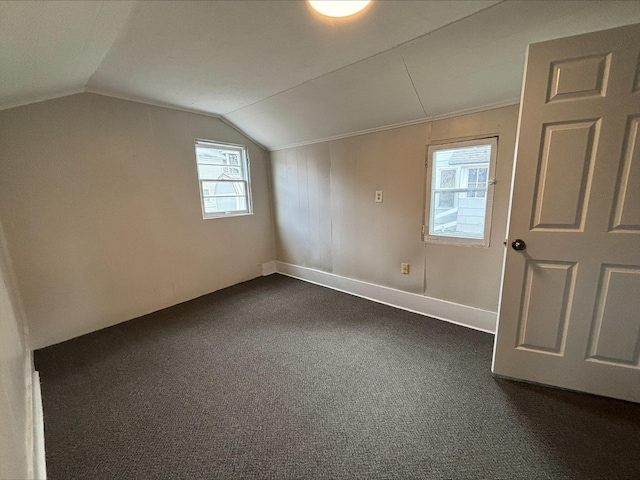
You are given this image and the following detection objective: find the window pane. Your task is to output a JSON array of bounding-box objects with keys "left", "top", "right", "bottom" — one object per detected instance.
[
  {"left": 440, "top": 169, "right": 456, "bottom": 188},
  {"left": 203, "top": 196, "right": 247, "bottom": 214},
  {"left": 436, "top": 191, "right": 455, "bottom": 208},
  {"left": 466, "top": 167, "right": 476, "bottom": 197},
  {"left": 196, "top": 146, "right": 242, "bottom": 166},
  {"left": 198, "top": 164, "right": 224, "bottom": 180},
  {"left": 198, "top": 164, "right": 243, "bottom": 180},
  {"left": 203, "top": 196, "right": 217, "bottom": 214},
  {"left": 202, "top": 181, "right": 246, "bottom": 197},
  {"left": 222, "top": 166, "right": 242, "bottom": 177},
  {"left": 227, "top": 153, "right": 240, "bottom": 165},
  {"left": 195, "top": 147, "right": 228, "bottom": 165},
  {"left": 430, "top": 190, "right": 488, "bottom": 238}
]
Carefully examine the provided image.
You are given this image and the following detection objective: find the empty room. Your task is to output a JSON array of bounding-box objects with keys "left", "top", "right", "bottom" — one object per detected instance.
[{"left": 1, "top": 1, "right": 640, "bottom": 478}]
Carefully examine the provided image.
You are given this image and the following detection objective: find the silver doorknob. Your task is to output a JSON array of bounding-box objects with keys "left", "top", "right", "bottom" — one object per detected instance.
[{"left": 511, "top": 239, "right": 527, "bottom": 251}]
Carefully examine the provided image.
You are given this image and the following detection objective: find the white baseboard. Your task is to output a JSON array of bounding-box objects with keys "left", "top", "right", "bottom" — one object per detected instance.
[
  {"left": 24, "top": 353, "right": 34, "bottom": 480},
  {"left": 25, "top": 353, "right": 46, "bottom": 480},
  {"left": 261, "top": 261, "right": 277, "bottom": 276},
  {"left": 275, "top": 261, "right": 497, "bottom": 334},
  {"left": 32, "top": 370, "right": 46, "bottom": 479}
]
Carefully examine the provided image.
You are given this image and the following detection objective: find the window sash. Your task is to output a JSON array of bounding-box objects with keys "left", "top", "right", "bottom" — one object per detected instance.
[
  {"left": 201, "top": 179, "right": 247, "bottom": 196},
  {"left": 200, "top": 180, "right": 249, "bottom": 213},
  {"left": 424, "top": 137, "right": 497, "bottom": 247}
]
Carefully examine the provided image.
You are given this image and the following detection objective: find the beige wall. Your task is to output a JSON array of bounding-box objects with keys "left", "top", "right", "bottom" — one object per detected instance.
[
  {"left": 0, "top": 219, "right": 31, "bottom": 479},
  {"left": 270, "top": 104, "right": 519, "bottom": 312},
  {"left": 0, "top": 93, "right": 275, "bottom": 348}
]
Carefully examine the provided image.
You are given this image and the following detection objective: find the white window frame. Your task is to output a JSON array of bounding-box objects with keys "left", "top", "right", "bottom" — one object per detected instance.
[
  {"left": 424, "top": 137, "right": 498, "bottom": 247},
  {"left": 194, "top": 139, "right": 253, "bottom": 219}
]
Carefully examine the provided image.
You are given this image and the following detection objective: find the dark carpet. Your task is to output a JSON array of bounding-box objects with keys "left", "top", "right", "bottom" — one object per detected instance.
[{"left": 35, "top": 274, "right": 640, "bottom": 479}]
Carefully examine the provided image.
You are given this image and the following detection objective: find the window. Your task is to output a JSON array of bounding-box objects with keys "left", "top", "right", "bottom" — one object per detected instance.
[
  {"left": 424, "top": 137, "right": 497, "bottom": 247},
  {"left": 194, "top": 140, "right": 252, "bottom": 218}
]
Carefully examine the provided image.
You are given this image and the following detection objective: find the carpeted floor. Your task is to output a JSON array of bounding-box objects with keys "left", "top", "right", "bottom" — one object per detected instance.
[{"left": 35, "top": 274, "right": 640, "bottom": 479}]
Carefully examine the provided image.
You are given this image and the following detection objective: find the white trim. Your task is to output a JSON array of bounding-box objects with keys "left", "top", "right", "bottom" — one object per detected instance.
[
  {"left": 268, "top": 99, "right": 519, "bottom": 151},
  {"left": 261, "top": 261, "right": 277, "bottom": 276},
  {"left": 1, "top": 89, "right": 269, "bottom": 151},
  {"left": 85, "top": 89, "right": 270, "bottom": 151},
  {"left": 5, "top": 88, "right": 515, "bottom": 155},
  {"left": 32, "top": 371, "right": 46, "bottom": 480},
  {"left": 24, "top": 353, "right": 34, "bottom": 480},
  {"left": 24, "top": 349, "right": 47, "bottom": 480},
  {"left": 23, "top": 352, "right": 46, "bottom": 479},
  {"left": 492, "top": 46, "right": 529, "bottom": 371},
  {"left": 0, "top": 88, "right": 86, "bottom": 111},
  {"left": 85, "top": 88, "right": 224, "bottom": 120},
  {"left": 275, "top": 261, "right": 497, "bottom": 333}
]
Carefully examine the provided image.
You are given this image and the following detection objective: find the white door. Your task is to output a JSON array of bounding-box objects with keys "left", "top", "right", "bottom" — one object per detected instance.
[{"left": 492, "top": 23, "right": 640, "bottom": 403}]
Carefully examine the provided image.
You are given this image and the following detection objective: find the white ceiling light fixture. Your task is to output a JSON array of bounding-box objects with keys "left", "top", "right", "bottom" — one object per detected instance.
[{"left": 308, "top": 0, "right": 371, "bottom": 18}]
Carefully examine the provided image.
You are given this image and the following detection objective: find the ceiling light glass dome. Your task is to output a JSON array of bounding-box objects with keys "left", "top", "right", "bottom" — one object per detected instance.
[{"left": 308, "top": 1, "right": 371, "bottom": 18}]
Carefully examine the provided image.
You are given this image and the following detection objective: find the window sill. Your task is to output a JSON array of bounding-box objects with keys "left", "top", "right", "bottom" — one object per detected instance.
[
  {"left": 423, "top": 234, "right": 490, "bottom": 248},
  {"left": 203, "top": 212, "right": 254, "bottom": 220}
]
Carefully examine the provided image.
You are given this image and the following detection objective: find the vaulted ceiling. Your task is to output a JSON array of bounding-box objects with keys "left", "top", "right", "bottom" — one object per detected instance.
[{"left": 2, "top": 1, "right": 640, "bottom": 149}]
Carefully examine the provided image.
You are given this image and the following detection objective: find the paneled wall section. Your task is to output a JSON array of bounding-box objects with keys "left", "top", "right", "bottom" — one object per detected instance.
[{"left": 270, "top": 105, "right": 519, "bottom": 312}]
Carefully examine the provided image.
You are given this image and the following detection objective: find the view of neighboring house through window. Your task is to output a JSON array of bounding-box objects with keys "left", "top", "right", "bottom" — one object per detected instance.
[
  {"left": 194, "top": 140, "right": 252, "bottom": 218},
  {"left": 424, "top": 137, "right": 497, "bottom": 247}
]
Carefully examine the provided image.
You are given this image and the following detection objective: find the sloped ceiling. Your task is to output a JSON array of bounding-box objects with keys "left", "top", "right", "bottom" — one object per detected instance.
[
  {"left": 1, "top": 1, "right": 640, "bottom": 150},
  {"left": 0, "top": 1, "right": 136, "bottom": 107}
]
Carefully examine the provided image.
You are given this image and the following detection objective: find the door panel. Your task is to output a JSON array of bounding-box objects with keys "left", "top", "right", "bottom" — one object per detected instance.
[
  {"left": 547, "top": 53, "right": 610, "bottom": 102},
  {"left": 532, "top": 120, "right": 599, "bottom": 230},
  {"left": 587, "top": 265, "right": 640, "bottom": 366},
  {"left": 517, "top": 260, "right": 575, "bottom": 355},
  {"left": 611, "top": 115, "right": 640, "bottom": 231},
  {"left": 493, "top": 23, "right": 640, "bottom": 402}
]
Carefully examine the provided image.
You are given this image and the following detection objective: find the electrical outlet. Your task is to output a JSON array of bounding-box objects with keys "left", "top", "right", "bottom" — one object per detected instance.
[
  {"left": 375, "top": 190, "right": 383, "bottom": 203},
  {"left": 401, "top": 263, "right": 410, "bottom": 274}
]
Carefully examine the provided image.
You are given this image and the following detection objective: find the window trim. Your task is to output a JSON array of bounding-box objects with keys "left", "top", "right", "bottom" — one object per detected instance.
[
  {"left": 424, "top": 136, "right": 498, "bottom": 247},
  {"left": 194, "top": 139, "right": 253, "bottom": 219}
]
